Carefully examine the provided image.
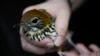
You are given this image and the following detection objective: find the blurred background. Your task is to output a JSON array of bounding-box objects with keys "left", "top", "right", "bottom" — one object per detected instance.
[{"left": 0, "top": 0, "right": 99, "bottom": 56}]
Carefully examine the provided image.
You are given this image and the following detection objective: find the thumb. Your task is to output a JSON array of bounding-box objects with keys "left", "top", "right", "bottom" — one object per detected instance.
[
  {"left": 54, "top": 9, "right": 70, "bottom": 47},
  {"left": 76, "top": 43, "right": 91, "bottom": 54},
  {"left": 54, "top": 36, "right": 65, "bottom": 47}
]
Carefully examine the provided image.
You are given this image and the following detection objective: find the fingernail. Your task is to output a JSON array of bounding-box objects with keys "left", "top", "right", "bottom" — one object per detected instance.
[{"left": 46, "top": 43, "right": 54, "bottom": 48}]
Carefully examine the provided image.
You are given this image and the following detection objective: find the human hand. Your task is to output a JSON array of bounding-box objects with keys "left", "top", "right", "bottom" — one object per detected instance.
[
  {"left": 62, "top": 43, "right": 100, "bottom": 56},
  {"left": 20, "top": 0, "right": 71, "bottom": 55},
  {"left": 20, "top": 26, "right": 56, "bottom": 55}
]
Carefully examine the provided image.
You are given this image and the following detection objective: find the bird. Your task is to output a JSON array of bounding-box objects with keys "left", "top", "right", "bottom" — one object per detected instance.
[{"left": 21, "top": 9, "right": 57, "bottom": 42}]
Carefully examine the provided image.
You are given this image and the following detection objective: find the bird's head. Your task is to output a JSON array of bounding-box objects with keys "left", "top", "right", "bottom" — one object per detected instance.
[{"left": 21, "top": 9, "right": 52, "bottom": 31}]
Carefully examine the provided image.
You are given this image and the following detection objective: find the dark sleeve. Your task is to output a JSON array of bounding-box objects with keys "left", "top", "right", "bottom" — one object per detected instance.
[
  {"left": 69, "top": 0, "right": 100, "bottom": 47},
  {"left": 0, "top": 1, "right": 58, "bottom": 56}
]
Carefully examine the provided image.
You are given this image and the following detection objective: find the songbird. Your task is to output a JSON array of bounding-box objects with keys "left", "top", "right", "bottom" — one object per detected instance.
[{"left": 21, "top": 9, "right": 57, "bottom": 42}]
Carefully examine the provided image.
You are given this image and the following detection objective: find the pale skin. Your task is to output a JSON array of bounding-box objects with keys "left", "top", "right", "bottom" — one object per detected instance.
[
  {"left": 64, "top": 43, "right": 100, "bottom": 56},
  {"left": 19, "top": 0, "right": 100, "bottom": 56}
]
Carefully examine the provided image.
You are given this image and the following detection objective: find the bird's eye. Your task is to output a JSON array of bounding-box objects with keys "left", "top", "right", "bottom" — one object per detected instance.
[{"left": 32, "top": 17, "right": 39, "bottom": 23}]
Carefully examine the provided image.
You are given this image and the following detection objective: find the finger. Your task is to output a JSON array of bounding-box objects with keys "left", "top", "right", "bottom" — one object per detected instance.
[
  {"left": 91, "top": 53, "right": 96, "bottom": 56},
  {"left": 54, "top": 9, "right": 71, "bottom": 47},
  {"left": 20, "top": 37, "right": 47, "bottom": 55},
  {"left": 97, "top": 52, "right": 100, "bottom": 56},
  {"left": 91, "top": 52, "right": 100, "bottom": 56},
  {"left": 76, "top": 43, "right": 91, "bottom": 54},
  {"left": 46, "top": 42, "right": 54, "bottom": 48},
  {"left": 54, "top": 36, "right": 66, "bottom": 47},
  {"left": 39, "top": 38, "right": 54, "bottom": 48},
  {"left": 19, "top": 26, "right": 25, "bottom": 37},
  {"left": 89, "top": 44, "right": 100, "bottom": 52}
]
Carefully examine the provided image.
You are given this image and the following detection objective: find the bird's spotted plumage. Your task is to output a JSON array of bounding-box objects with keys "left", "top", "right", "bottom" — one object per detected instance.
[{"left": 21, "top": 9, "right": 57, "bottom": 42}]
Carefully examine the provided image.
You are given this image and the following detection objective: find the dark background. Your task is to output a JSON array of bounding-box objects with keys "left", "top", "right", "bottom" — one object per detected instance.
[{"left": 0, "top": 0, "right": 99, "bottom": 56}]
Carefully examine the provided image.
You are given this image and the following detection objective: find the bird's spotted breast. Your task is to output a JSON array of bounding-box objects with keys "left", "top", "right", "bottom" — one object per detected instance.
[{"left": 23, "top": 23, "right": 57, "bottom": 42}]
